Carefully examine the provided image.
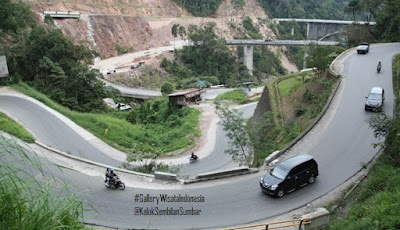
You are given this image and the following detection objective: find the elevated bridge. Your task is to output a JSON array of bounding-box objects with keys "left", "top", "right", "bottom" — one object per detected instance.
[
  {"left": 226, "top": 40, "right": 338, "bottom": 46},
  {"left": 44, "top": 11, "right": 80, "bottom": 19},
  {"left": 226, "top": 40, "right": 339, "bottom": 75},
  {"left": 272, "top": 18, "right": 376, "bottom": 41}
]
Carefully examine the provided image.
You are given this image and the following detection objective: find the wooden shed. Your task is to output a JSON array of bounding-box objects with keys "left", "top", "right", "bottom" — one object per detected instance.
[{"left": 168, "top": 88, "right": 205, "bottom": 108}]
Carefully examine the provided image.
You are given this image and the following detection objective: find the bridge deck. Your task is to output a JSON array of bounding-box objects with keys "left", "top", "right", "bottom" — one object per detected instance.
[
  {"left": 226, "top": 40, "right": 339, "bottom": 46},
  {"left": 44, "top": 11, "right": 80, "bottom": 18},
  {"left": 273, "top": 18, "right": 376, "bottom": 25}
]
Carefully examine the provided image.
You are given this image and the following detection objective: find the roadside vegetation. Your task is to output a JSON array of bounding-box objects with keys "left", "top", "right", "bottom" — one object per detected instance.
[
  {"left": 0, "top": 136, "right": 88, "bottom": 230},
  {"left": 215, "top": 89, "right": 254, "bottom": 104},
  {"left": 171, "top": 0, "right": 224, "bottom": 17},
  {"left": 260, "top": 0, "right": 399, "bottom": 69},
  {"left": 326, "top": 54, "right": 400, "bottom": 230},
  {"left": 12, "top": 82, "right": 200, "bottom": 160},
  {"left": 216, "top": 68, "right": 338, "bottom": 167},
  {"left": 0, "top": 112, "right": 35, "bottom": 143},
  {"left": 273, "top": 73, "right": 337, "bottom": 149},
  {"left": 1, "top": 0, "right": 201, "bottom": 163},
  {"left": 161, "top": 18, "right": 285, "bottom": 91}
]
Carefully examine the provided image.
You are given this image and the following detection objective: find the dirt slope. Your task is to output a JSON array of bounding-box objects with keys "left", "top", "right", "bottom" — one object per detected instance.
[{"left": 24, "top": 0, "right": 297, "bottom": 71}]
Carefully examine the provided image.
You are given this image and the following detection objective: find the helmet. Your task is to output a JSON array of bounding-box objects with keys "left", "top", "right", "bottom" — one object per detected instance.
[{"left": 110, "top": 168, "right": 114, "bottom": 172}]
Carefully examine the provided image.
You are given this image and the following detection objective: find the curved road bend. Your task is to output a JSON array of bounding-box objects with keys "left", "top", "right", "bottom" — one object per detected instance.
[
  {"left": 0, "top": 89, "right": 254, "bottom": 178},
  {"left": 0, "top": 44, "right": 399, "bottom": 229}
]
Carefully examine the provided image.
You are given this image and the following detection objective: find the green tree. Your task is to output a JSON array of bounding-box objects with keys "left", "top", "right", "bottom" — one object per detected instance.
[
  {"left": 249, "top": 112, "right": 275, "bottom": 166},
  {"left": 232, "top": 0, "right": 245, "bottom": 30},
  {"left": 215, "top": 100, "right": 253, "bottom": 166},
  {"left": 374, "top": 0, "right": 400, "bottom": 42},
  {"left": 344, "top": 24, "right": 374, "bottom": 48},
  {"left": 171, "top": 24, "right": 179, "bottom": 49},
  {"left": 161, "top": 82, "right": 174, "bottom": 95},
  {"left": 178, "top": 25, "right": 186, "bottom": 42},
  {"left": 172, "top": 0, "right": 223, "bottom": 17},
  {"left": 0, "top": 0, "right": 36, "bottom": 35},
  {"left": 344, "top": 0, "right": 362, "bottom": 21},
  {"left": 361, "top": 0, "right": 384, "bottom": 20},
  {"left": 306, "top": 45, "right": 331, "bottom": 76},
  {"left": 179, "top": 22, "right": 236, "bottom": 85}
]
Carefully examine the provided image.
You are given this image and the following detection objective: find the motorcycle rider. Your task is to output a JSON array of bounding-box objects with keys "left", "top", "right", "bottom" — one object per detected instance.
[
  {"left": 191, "top": 152, "right": 198, "bottom": 160},
  {"left": 105, "top": 168, "right": 117, "bottom": 186},
  {"left": 377, "top": 61, "right": 382, "bottom": 72}
]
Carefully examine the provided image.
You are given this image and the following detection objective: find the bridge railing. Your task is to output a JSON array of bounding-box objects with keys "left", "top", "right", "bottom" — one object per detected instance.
[{"left": 43, "top": 11, "right": 80, "bottom": 18}]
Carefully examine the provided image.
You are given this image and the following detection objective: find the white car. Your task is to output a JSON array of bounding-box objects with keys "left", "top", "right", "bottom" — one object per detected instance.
[
  {"left": 116, "top": 103, "right": 131, "bottom": 111},
  {"left": 357, "top": 43, "right": 369, "bottom": 54},
  {"left": 106, "top": 66, "right": 116, "bottom": 74}
]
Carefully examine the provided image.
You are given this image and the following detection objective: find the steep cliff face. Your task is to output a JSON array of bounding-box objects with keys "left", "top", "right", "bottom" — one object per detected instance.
[
  {"left": 24, "top": 0, "right": 297, "bottom": 72},
  {"left": 28, "top": 0, "right": 188, "bottom": 58},
  {"left": 89, "top": 15, "right": 154, "bottom": 57},
  {"left": 29, "top": 0, "right": 189, "bottom": 16}
]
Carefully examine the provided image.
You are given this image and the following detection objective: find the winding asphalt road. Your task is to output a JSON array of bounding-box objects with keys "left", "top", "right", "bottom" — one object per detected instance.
[
  {"left": 0, "top": 44, "right": 399, "bottom": 229},
  {"left": 0, "top": 89, "right": 252, "bottom": 178}
]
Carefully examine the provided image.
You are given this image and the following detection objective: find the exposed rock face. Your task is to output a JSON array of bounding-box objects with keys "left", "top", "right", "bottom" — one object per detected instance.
[
  {"left": 29, "top": 0, "right": 189, "bottom": 16},
  {"left": 24, "top": 0, "right": 297, "bottom": 72},
  {"left": 88, "top": 15, "right": 154, "bottom": 58}
]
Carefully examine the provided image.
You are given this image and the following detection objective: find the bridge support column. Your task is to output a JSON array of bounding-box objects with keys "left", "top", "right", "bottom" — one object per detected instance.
[
  {"left": 303, "top": 46, "right": 308, "bottom": 69},
  {"left": 243, "top": 46, "right": 253, "bottom": 76}
]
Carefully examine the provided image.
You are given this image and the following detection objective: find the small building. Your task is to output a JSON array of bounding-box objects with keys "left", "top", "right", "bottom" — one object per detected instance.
[
  {"left": 0, "top": 56, "right": 9, "bottom": 78},
  {"left": 168, "top": 88, "right": 205, "bottom": 108}
]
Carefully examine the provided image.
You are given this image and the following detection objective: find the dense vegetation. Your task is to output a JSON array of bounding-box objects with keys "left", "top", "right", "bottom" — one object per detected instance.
[
  {"left": 0, "top": 0, "right": 200, "bottom": 160},
  {"left": 12, "top": 82, "right": 200, "bottom": 160},
  {"left": 162, "top": 22, "right": 253, "bottom": 88},
  {"left": 327, "top": 54, "right": 400, "bottom": 230},
  {"left": 172, "top": 0, "right": 223, "bottom": 17},
  {"left": 0, "top": 1, "right": 109, "bottom": 113},
  {"left": 257, "top": 0, "right": 352, "bottom": 20},
  {"left": 236, "top": 16, "right": 286, "bottom": 76},
  {"left": 261, "top": 0, "right": 399, "bottom": 43},
  {"left": 0, "top": 136, "right": 87, "bottom": 229},
  {"left": 163, "top": 20, "right": 285, "bottom": 89}
]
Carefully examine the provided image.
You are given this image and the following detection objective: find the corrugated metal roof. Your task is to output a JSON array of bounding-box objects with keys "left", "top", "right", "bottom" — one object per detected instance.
[{"left": 168, "top": 88, "right": 204, "bottom": 97}]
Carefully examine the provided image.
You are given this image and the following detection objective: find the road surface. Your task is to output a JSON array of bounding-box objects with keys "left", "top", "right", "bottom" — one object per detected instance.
[{"left": 0, "top": 43, "right": 399, "bottom": 229}]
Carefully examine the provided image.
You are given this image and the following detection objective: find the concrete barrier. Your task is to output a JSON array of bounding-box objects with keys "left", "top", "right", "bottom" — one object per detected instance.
[
  {"left": 300, "top": 208, "right": 330, "bottom": 230},
  {"left": 35, "top": 140, "right": 154, "bottom": 178},
  {"left": 154, "top": 171, "right": 178, "bottom": 181},
  {"left": 265, "top": 150, "right": 280, "bottom": 165},
  {"left": 182, "top": 167, "right": 258, "bottom": 184},
  {"left": 196, "top": 167, "right": 250, "bottom": 179}
]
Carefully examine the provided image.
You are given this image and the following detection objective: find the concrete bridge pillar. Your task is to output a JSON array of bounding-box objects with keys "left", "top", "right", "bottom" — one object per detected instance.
[
  {"left": 307, "top": 22, "right": 344, "bottom": 40},
  {"left": 243, "top": 46, "right": 254, "bottom": 76}
]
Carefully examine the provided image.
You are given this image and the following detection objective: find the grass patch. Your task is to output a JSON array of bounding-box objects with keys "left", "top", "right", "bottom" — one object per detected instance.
[
  {"left": 0, "top": 136, "right": 88, "bottom": 229},
  {"left": 215, "top": 89, "right": 249, "bottom": 104},
  {"left": 278, "top": 77, "right": 303, "bottom": 97},
  {"left": 264, "top": 71, "right": 337, "bottom": 150},
  {"left": 0, "top": 112, "right": 35, "bottom": 143},
  {"left": 250, "top": 71, "right": 336, "bottom": 165},
  {"left": 11, "top": 82, "right": 200, "bottom": 157},
  {"left": 276, "top": 74, "right": 336, "bottom": 149}
]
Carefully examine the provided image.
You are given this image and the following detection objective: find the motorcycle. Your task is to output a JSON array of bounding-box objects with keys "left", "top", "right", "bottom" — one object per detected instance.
[
  {"left": 105, "top": 176, "right": 125, "bottom": 190},
  {"left": 189, "top": 156, "right": 199, "bottom": 163},
  {"left": 377, "top": 65, "right": 381, "bottom": 73}
]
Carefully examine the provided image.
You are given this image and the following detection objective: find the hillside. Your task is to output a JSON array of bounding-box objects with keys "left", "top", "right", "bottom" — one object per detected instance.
[{"left": 22, "top": 0, "right": 297, "bottom": 72}]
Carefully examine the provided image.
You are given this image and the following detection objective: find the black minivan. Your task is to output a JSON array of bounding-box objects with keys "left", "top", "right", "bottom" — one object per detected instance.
[{"left": 260, "top": 154, "right": 318, "bottom": 198}]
